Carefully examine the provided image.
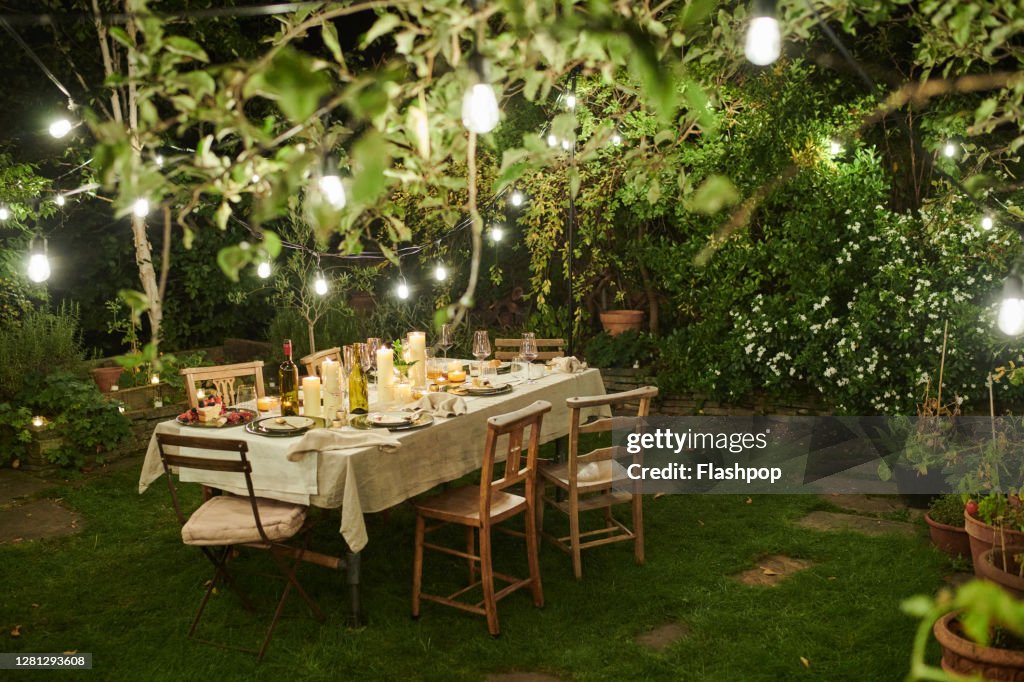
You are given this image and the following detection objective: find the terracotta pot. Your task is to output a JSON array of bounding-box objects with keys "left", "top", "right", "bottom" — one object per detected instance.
[
  {"left": 89, "top": 366, "right": 124, "bottom": 393},
  {"left": 934, "top": 611, "right": 1024, "bottom": 679},
  {"left": 926, "top": 512, "right": 971, "bottom": 559},
  {"left": 978, "top": 546, "right": 1024, "bottom": 599},
  {"left": 966, "top": 511, "right": 1024, "bottom": 577},
  {"left": 599, "top": 309, "right": 644, "bottom": 336}
]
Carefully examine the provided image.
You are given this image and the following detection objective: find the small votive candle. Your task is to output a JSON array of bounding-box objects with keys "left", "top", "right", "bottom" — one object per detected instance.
[
  {"left": 196, "top": 388, "right": 205, "bottom": 399},
  {"left": 447, "top": 369, "right": 466, "bottom": 383},
  {"left": 331, "top": 419, "right": 344, "bottom": 428},
  {"left": 256, "top": 396, "right": 275, "bottom": 412},
  {"left": 32, "top": 415, "right": 44, "bottom": 427},
  {"left": 448, "top": 360, "right": 462, "bottom": 374},
  {"left": 150, "top": 374, "right": 160, "bottom": 385}
]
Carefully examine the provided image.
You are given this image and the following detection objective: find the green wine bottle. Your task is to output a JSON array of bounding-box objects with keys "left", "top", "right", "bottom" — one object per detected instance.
[
  {"left": 348, "top": 343, "right": 369, "bottom": 414},
  {"left": 279, "top": 339, "right": 300, "bottom": 416}
]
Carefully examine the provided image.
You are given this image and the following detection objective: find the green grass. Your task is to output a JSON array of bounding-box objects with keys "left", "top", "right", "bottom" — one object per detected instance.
[{"left": 0, "top": 457, "right": 951, "bottom": 681}]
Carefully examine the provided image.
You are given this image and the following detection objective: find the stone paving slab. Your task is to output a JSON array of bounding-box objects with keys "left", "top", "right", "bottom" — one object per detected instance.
[
  {"left": 0, "top": 470, "right": 51, "bottom": 506},
  {"left": 796, "top": 511, "right": 916, "bottom": 537},
  {"left": 734, "top": 555, "right": 813, "bottom": 586},
  {"left": 0, "top": 500, "right": 82, "bottom": 543},
  {"left": 819, "top": 494, "right": 907, "bottom": 515},
  {"left": 486, "top": 673, "right": 564, "bottom": 682},
  {"left": 634, "top": 622, "right": 690, "bottom": 651}
]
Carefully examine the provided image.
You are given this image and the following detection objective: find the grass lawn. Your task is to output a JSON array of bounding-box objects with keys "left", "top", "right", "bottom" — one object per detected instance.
[{"left": 0, "top": 451, "right": 951, "bottom": 681}]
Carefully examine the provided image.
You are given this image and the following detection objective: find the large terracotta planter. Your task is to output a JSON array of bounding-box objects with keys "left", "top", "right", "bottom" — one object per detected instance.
[
  {"left": 934, "top": 611, "right": 1024, "bottom": 679},
  {"left": 978, "top": 546, "right": 1024, "bottom": 599},
  {"left": 90, "top": 366, "right": 124, "bottom": 393},
  {"left": 966, "top": 511, "right": 1024, "bottom": 576},
  {"left": 599, "top": 309, "right": 644, "bottom": 336},
  {"left": 926, "top": 512, "right": 971, "bottom": 559}
]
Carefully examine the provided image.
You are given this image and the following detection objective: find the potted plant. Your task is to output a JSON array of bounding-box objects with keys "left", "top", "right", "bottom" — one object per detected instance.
[
  {"left": 925, "top": 494, "right": 971, "bottom": 559},
  {"left": 978, "top": 545, "right": 1024, "bottom": 599},
  {"left": 965, "top": 494, "right": 1024, "bottom": 577}
]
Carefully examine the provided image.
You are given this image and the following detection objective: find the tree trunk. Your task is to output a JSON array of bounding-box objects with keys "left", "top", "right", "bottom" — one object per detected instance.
[
  {"left": 131, "top": 214, "right": 163, "bottom": 346},
  {"left": 307, "top": 320, "right": 317, "bottom": 355}
]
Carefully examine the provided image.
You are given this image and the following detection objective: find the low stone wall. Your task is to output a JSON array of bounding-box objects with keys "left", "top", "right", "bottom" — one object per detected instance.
[{"left": 600, "top": 367, "right": 830, "bottom": 417}]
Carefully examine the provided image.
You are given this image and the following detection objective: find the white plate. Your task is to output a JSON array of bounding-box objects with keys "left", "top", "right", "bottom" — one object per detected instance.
[
  {"left": 367, "top": 411, "right": 415, "bottom": 426},
  {"left": 262, "top": 416, "right": 315, "bottom": 431}
]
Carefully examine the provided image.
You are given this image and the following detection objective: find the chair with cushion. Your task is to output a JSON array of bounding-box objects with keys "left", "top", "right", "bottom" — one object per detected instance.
[
  {"left": 494, "top": 338, "right": 565, "bottom": 361},
  {"left": 412, "top": 400, "right": 551, "bottom": 636},
  {"left": 537, "top": 386, "right": 657, "bottom": 579},
  {"left": 180, "top": 361, "right": 265, "bottom": 408},
  {"left": 155, "top": 433, "right": 325, "bottom": 661},
  {"left": 299, "top": 347, "right": 342, "bottom": 378}
]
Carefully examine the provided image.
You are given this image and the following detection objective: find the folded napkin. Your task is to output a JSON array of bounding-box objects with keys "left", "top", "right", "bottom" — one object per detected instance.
[
  {"left": 287, "top": 428, "right": 402, "bottom": 462},
  {"left": 550, "top": 356, "right": 587, "bottom": 373},
  {"left": 405, "top": 392, "right": 468, "bottom": 418},
  {"left": 578, "top": 460, "right": 613, "bottom": 483}
]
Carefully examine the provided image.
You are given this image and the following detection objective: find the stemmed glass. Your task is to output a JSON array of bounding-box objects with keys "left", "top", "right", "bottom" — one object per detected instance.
[
  {"left": 234, "top": 385, "right": 256, "bottom": 409},
  {"left": 365, "top": 337, "right": 382, "bottom": 390},
  {"left": 521, "top": 332, "right": 538, "bottom": 383},
  {"left": 473, "top": 330, "right": 491, "bottom": 377},
  {"left": 438, "top": 324, "right": 454, "bottom": 359}
]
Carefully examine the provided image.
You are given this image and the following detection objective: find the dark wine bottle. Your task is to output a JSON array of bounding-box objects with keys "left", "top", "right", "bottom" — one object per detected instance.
[
  {"left": 348, "top": 343, "right": 369, "bottom": 414},
  {"left": 279, "top": 339, "right": 300, "bottom": 416}
]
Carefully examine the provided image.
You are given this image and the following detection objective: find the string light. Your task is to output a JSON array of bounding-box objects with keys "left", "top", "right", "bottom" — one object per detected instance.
[
  {"left": 462, "top": 55, "right": 499, "bottom": 134},
  {"left": 318, "top": 160, "right": 346, "bottom": 209},
  {"left": 547, "top": 133, "right": 558, "bottom": 147},
  {"left": 132, "top": 198, "right": 150, "bottom": 218},
  {"left": 490, "top": 224, "right": 504, "bottom": 242},
  {"left": 943, "top": 142, "right": 957, "bottom": 158},
  {"left": 48, "top": 117, "right": 72, "bottom": 138},
  {"left": 150, "top": 374, "right": 160, "bottom": 385},
  {"left": 566, "top": 93, "right": 577, "bottom": 110},
  {"left": 561, "top": 139, "right": 571, "bottom": 151},
  {"left": 981, "top": 215, "right": 995, "bottom": 231},
  {"left": 257, "top": 260, "right": 272, "bottom": 278},
  {"left": 0, "top": 206, "right": 10, "bottom": 220},
  {"left": 54, "top": 193, "right": 65, "bottom": 206},
  {"left": 313, "top": 271, "right": 328, "bottom": 295},
  {"left": 396, "top": 279, "right": 410, "bottom": 299},
  {"left": 829, "top": 139, "right": 843, "bottom": 156},
  {"left": 611, "top": 131, "right": 623, "bottom": 146},
  {"left": 434, "top": 263, "right": 448, "bottom": 281},
  {"left": 509, "top": 189, "right": 524, "bottom": 207},
  {"left": 154, "top": 154, "right": 164, "bottom": 167},
  {"left": 999, "top": 274, "right": 1024, "bottom": 336},
  {"left": 744, "top": 0, "right": 781, "bottom": 66},
  {"left": 27, "top": 236, "right": 50, "bottom": 283}
]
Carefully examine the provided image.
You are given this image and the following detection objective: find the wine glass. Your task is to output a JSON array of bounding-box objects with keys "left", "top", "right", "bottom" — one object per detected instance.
[
  {"left": 473, "top": 330, "right": 491, "bottom": 377},
  {"left": 521, "top": 332, "right": 538, "bottom": 383},
  {"left": 365, "top": 337, "right": 382, "bottom": 389},
  {"left": 234, "top": 385, "right": 256, "bottom": 409},
  {"left": 438, "top": 324, "right": 454, "bottom": 359}
]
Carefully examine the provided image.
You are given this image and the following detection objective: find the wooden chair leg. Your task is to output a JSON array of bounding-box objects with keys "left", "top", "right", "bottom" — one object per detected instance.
[
  {"left": 524, "top": 496, "right": 544, "bottom": 608},
  {"left": 569, "top": 490, "right": 583, "bottom": 580},
  {"left": 466, "top": 526, "right": 477, "bottom": 584},
  {"left": 479, "top": 526, "right": 499, "bottom": 637},
  {"left": 534, "top": 479, "right": 546, "bottom": 538},
  {"left": 411, "top": 514, "right": 425, "bottom": 618},
  {"left": 632, "top": 493, "right": 645, "bottom": 565}
]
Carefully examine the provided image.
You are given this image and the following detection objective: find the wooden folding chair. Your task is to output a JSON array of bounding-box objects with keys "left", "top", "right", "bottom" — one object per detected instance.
[
  {"left": 155, "top": 433, "right": 325, "bottom": 661},
  {"left": 179, "top": 361, "right": 265, "bottom": 408},
  {"left": 299, "top": 347, "right": 342, "bottom": 378},
  {"left": 537, "top": 386, "right": 657, "bottom": 579},
  {"left": 494, "top": 338, "right": 565, "bottom": 361},
  {"left": 412, "top": 400, "right": 552, "bottom": 636}
]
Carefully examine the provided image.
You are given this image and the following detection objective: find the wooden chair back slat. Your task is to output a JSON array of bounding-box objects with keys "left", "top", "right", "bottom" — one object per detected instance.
[
  {"left": 299, "top": 347, "right": 342, "bottom": 378},
  {"left": 494, "top": 338, "right": 565, "bottom": 361},
  {"left": 480, "top": 401, "right": 551, "bottom": 519},
  {"left": 578, "top": 415, "right": 646, "bottom": 435},
  {"left": 180, "top": 361, "right": 265, "bottom": 409}
]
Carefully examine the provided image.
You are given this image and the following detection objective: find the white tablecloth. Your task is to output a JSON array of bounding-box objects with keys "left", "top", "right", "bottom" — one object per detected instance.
[{"left": 139, "top": 367, "right": 609, "bottom": 553}]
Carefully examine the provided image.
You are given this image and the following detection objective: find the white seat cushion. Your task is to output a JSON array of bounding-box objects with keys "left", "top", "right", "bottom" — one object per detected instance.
[{"left": 181, "top": 495, "right": 307, "bottom": 546}]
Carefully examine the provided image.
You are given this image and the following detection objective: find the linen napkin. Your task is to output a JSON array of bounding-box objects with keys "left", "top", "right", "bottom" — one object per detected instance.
[
  {"left": 549, "top": 356, "right": 587, "bottom": 373},
  {"left": 287, "top": 428, "right": 402, "bottom": 462},
  {"left": 405, "top": 392, "right": 468, "bottom": 417}
]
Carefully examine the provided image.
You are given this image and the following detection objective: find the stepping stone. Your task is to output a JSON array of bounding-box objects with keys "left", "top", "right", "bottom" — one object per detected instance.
[
  {"left": 486, "top": 674, "right": 563, "bottom": 682},
  {"left": 0, "top": 500, "right": 82, "bottom": 543},
  {"left": 734, "top": 555, "right": 813, "bottom": 586},
  {"left": 0, "top": 470, "right": 50, "bottom": 507},
  {"left": 819, "top": 494, "right": 907, "bottom": 515},
  {"left": 796, "top": 511, "right": 916, "bottom": 537},
  {"left": 635, "top": 622, "right": 690, "bottom": 651}
]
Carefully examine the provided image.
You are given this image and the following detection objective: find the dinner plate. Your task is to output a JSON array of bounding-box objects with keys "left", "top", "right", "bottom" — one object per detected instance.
[
  {"left": 176, "top": 407, "right": 257, "bottom": 429},
  {"left": 449, "top": 383, "right": 514, "bottom": 397},
  {"left": 246, "top": 415, "right": 326, "bottom": 437},
  {"left": 350, "top": 413, "right": 435, "bottom": 432},
  {"left": 367, "top": 411, "right": 417, "bottom": 427}
]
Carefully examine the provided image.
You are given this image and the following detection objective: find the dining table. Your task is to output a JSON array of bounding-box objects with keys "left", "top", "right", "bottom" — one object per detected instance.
[{"left": 137, "top": 364, "right": 610, "bottom": 624}]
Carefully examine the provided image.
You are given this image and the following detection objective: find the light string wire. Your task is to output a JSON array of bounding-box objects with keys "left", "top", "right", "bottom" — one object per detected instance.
[
  {"left": 0, "top": 2, "right": 339, "bottom": 27},
  {"left": 0, "top": 16, "right": 74, "bottom": 103}
]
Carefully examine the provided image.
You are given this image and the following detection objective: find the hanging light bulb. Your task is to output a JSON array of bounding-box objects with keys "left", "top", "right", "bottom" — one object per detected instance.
[
  {"left": 981, "top": 215, "right": 995, "bottom": 231},
  {"left": 0, "top": 207, "right": 8, "bottom": 220},
  {"left": 490, "top": 224, "right": 504, "bottom": 242},
  {"left": 27, "top": 236, "right": 50, "bottom": 283},
  {"left": 257, "top": 261, "right": 272, "bottom": 279},
  {"left": 396, "top": 280, "right": 410, "bottom": 299},
  {"left": 313, "top": 271, "right": 328, "bottom": 296},
  {"left": 434, "top": 264, "right": 448, "bottom": 281},
  {"left": 252, "top": 173, "right": 261, "bottom": 183},
  {"left": 54, "top": 194, "right": 65, "bottom": 207},
  {"left": 461, "top": 55, "right": 499, "bottom": 134},
  {"left": 547, "top": 133, "right": 558, "bottom": 147},
  {"left": 510, "top": 190, "right": 524, "bottom": 207},
  {"left": 48, "top": 117, "right": 73, "bottom": 139},
  {"left": 566, "top": 93, "right": 577, "bottom": 110},
  {"left": 999, "top": 274, "right": 1024, "bottom": 336},
  {"left": 318, "top": 159, "right": 347, "bottom": 209},
  {"left": 154, "top": 154, "right": 164, "bottom": 167},
  {"left": 561, "top": 139, "right": 572, "bottom": 151},
  {"left": 829, "top": 139, "right": 843, "bottom": 156},
  {"left": 943, "top": 142, "right": 957, "bottom": 158},
  {"left": 132, "top": 198, "right": 150, "bottom": 218},
  {"left": 744, "top": 0, "right": 781, "bottom": 66},
  {"left": 611, "top": 131, "right": 623, "bottom": 146}
]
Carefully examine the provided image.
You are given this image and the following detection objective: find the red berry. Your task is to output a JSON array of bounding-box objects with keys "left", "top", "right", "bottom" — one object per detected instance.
[{"left": 965, "top": 500, "right": 979, "bottom": 516}]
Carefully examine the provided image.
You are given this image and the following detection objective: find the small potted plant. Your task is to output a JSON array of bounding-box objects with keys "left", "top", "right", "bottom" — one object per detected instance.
[
  {"left": 925, "top": 494, "right": 971, "bottom": 559},
  {"left": 965, "top": 494, "right": 1024, "bottom": 577},
  {"left": 977, "top": 545, "right": 1024, "bottom": 599}
]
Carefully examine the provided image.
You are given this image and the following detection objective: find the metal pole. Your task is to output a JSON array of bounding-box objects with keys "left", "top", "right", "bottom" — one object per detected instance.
[{"left": 567, "top": 68, "right": 578, "bottom": 357}]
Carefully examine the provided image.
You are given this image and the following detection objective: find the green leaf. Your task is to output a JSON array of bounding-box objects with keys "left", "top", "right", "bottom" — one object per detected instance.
[
  {"left": 243, "top": 47, "right": 332, "bottom": 124},
  {"left": 361, "top": 14, "right": 401, "bottom": 48},
  {"left": 108, "top": 26, "right": 134, "bottom": 49},
  {"left": 118, "top": 289, "right": 150, "bottom": 326},
  {"left": 165, "top": 36, "right": 209, "bottom": 62},
  {"left": 179, "top": 71, "right": 216, "bottom": 100},
  {"left": 260, "top": 230, "right": 282, "bottom": 258},
  {"left": 217, "top": 245, "right": 250, "bottom": 283},
  {"left": 215, "top": 201, "right": 231, "bottom": 230},
  {"left": 687, "top": 175, "right": 740, "bottom": 215},
  {"left": 349, "top": 130, "right": 390, "bottom": 205},
  {"left": 321, "top": 21, "right": 344, "bottom": 63}
]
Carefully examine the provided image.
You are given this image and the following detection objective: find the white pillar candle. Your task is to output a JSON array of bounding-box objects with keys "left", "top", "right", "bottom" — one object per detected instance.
[
  {"left": 377, "top": 346, "right": 394, "bottom": 386},
  {"left": 408, "top": 331, "right": 426, "bottom": 387},
  {"left": 322, "top": 358, "right": 339, "bottom": 392},
  {"left": 302, "top": 376, "right": 322, "bottom": 417}
]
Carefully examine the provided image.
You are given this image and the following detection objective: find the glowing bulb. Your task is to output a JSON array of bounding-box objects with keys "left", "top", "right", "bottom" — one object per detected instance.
[
  {"left": 566, "top": 94, "right": 577, "bottom": 110},
  {"left": 257, "top": 261, "right": 272, "bottom": 279},
  {"left": 744, "top": 16, "right": 781, "bottom": 65},
  {"left": 0, "top": 207, "right": 10, "bottom": 220},
  {"left": 28, "top": 254, "right": 50, "bottom": 283},
  {"left": 196, "top": 388, "right": 206, "bottom": 400},
  {"left": 154, "top": 154, "right": 164, "bottom": 167},
  {"left": 611, "top": 132, "right": 623, "bottom": 146},
  {"left": 132, "top": 198, "right": 150, "bottom": 218},
  {"left": 118, "top": 403, "right": 125, "bottom": 414},
  {"left": 48, "top": 118, "right": 72, "bottom": 138},
  {"left": 943, "top": 143, "right": 957, "bottom": 158},
  {"left": 32, "top": 416, "right": 44, "bottom": 427},
  {"left": 461, "top": 83, "right": 500, "bottom": 134},
  {"left": 150, "top": 374, "right": 160, "bottom": 385},
  {"left": 561, "top": 139, "right": 571, "bottom": 151},
  {"left": 314, "top": 273, "right": 328, "bottom": 296},
  {"left": 547, "top": 133, "right": 558, "bottom": 147},
  {"left": 252, "top": 174, "right": 261, "bottom": 183},
  {"left": 829, "top": 140, "right": 843, "bottom": 156},
  {"left": 510, "top": 190, "right": 524, "bottom": 207},
  {"left": 981, "top": 215, "right": 995, "bottom": 231},
  {"left": 54, "top": 194, "right": 65, "bottom": 207},
  {"left": 397, "top": 281, "right": 410, "bottom": 299},
  {"left": 491, "top": 225, "right": 504, "bottom": 242},
  {"left": 1000, "top": 298, "right": 1024, "bottom": 336},
  {"left": 434, "top": 264, "right": 447, "bottom": 281},
  {"left": 318, "top": 174, "right": 346, "bottom": 209}
]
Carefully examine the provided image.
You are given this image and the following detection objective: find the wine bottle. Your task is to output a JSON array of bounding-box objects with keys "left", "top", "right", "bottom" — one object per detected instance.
[
  {"left": 279, "top": 338, "right": 300, "bottom": 416},
  {"left": 348, "top": 343, "right": 369, "bottom": 414}
]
